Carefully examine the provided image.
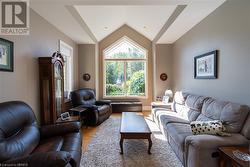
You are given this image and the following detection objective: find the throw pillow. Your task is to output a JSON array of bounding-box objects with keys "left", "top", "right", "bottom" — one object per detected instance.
[{"left": 190, "top": 120, "right": 231, "bottom": 136}]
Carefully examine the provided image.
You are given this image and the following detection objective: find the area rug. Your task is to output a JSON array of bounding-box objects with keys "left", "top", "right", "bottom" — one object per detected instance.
[{"left": 80, "top": 116, "right": 183, "bottom": 167}]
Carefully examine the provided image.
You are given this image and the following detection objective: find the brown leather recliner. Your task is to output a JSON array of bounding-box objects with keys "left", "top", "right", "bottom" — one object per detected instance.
[
  {"left": 71, "top": 88, "right": 112, "bottom": 126},
  {"left": 0, "top": 101, "right": 82, "bottom": 167}
]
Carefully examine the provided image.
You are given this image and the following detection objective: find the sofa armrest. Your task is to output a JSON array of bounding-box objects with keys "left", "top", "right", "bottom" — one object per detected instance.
[
  {"left": 40, "top": 121, "right": 81, "bottom": 138},
  {"left": 184, "top": 134, "right": 248, "bottom": 167},
  {"left": 96, "top": 100, "right": 112, "bottom": 105},
  {"left": 151, "top": 102, "right": 172, "bottom": 109},
  {"left": 185, "top": 134, "right": 248, "bottom": 149},
  {"left": 3, "top": 151, "right": 72, "bottom": 167},
  {"left": 78, "top": 104, "right": 98, "bottom": 109}
]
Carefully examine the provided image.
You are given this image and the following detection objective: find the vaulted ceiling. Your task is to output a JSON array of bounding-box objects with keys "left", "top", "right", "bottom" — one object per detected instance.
[
  {"left": 30, "top": 0, "right": 226, "bottom": 44},
  {"left": 75, "top": 5, "right": 177, "bottom": 41}
]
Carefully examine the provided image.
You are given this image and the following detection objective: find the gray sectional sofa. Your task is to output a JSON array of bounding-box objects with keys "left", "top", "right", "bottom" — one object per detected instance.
[{"left": 152, "top": 91, "right": 250, "bottom": 167}]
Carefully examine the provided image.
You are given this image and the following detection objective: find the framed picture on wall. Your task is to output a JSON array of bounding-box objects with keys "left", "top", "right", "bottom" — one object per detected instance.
[
  {"left": 0, "top": 38, "right": 14, "bottom": 72},
  {"left": 194, "top": 50, "right": 218, "bottom": 79}
]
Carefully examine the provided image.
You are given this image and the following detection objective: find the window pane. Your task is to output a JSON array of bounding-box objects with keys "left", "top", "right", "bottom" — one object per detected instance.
[
  {"left": 105, "top": 61, "right": 125, "bottom": 96},
  {"left": 105, "top": 38, "right": 146, "bottom": 59},
  {"left": 126, "top": 61, "right": 146, "bottom": 96},
  {"left": 63, "top": 56, "right": 68, "bottom": 91}
]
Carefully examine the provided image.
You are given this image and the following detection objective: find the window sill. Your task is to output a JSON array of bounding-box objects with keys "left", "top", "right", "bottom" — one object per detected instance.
[{"left": 103, "top": 96, "right": 148, "bottom": 100}]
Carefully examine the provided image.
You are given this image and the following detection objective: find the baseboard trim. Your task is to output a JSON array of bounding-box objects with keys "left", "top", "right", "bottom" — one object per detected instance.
[{"left": 143, "top": 106, "right": 151, "bottom": 111}]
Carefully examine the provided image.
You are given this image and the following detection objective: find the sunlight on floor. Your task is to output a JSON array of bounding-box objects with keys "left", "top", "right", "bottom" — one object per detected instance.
[
  {"left": 144, "top": 112, "right": 167, "bottom": 141},
  {"left": 82, "top": 111, "right": 167, "bottom": 151}
]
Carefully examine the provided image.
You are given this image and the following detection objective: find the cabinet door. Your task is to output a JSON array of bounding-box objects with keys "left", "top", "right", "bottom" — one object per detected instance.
[
  {"left": 54, "top": 61, "right": 64, "bottom": 119},
  {"left": 42, "top": 79, "right": 51, "bottom": 124}
]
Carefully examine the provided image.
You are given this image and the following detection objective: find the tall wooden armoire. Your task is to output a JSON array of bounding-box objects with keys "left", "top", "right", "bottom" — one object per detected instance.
[{"left": 39, "top": 52, "right": 64, "bottom": 125}]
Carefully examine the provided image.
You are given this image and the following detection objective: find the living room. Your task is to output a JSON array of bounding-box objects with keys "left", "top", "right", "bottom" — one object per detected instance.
[{"left": 0, "top": 0, "right": 249, "bottom": 167}]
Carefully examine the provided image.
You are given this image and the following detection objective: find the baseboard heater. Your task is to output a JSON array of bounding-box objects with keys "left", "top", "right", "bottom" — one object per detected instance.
[{"left": 111, "top": 100, "right": 142, "bottom": 113}]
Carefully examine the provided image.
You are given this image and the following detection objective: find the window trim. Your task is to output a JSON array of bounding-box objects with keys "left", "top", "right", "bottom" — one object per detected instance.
[
  {"left": 102, "top": 36, "right": 148, "bottom": 99},
  {"left": 59, "top": 40, "right": 73, "bottom": 98}
]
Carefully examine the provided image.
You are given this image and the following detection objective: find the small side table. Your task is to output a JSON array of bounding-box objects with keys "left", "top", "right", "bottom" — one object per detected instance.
[
  {"left": 151, "top": 101, "right": 172, "bottom": 109},
  {"left": 69, "top": 106, "right": 88, "bottom": 127},
  {"left": 56, "top": 116, "right": 79, "bottom": 123},
  {"left": 218, "top": 146, "right": 249, "bottom": 167}
]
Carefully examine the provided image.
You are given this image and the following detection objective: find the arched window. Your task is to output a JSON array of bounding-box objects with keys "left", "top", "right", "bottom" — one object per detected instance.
[{"left": 103, "top": 36, "right": 147, "bottom": 98}]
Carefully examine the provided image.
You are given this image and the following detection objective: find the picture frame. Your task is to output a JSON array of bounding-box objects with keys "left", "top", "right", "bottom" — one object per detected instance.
[
  {"left": 60, "top": 112, "right": 70, "bottom": 120},
  {"left": 194, "top": 50, "right": 218, "bottom": 79},
  {"left": 0, "top": 38, "right": 14, "bottom": 72},
  {"left": 162, "top": 96, "right": 170, "bottom": 104}
]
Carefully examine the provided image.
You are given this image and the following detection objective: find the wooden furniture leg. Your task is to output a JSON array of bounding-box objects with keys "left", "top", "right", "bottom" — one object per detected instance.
[
  {"left": 148, "top": 137, "right": 152, "bottom": 154},
  {"left": 120, "top": 137, "right": 124, "bottom": 154}
]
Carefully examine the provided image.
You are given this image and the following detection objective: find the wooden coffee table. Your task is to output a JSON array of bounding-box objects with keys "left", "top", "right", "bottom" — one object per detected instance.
[{"left": 120, "top": 112, "right": 152, "bottom": 154}]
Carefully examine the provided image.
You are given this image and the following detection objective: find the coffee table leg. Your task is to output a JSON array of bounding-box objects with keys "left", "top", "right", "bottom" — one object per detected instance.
[
  {"left": 148, "top": 137, "right": 152, "bottom": 154},
  {"left": 120, "top": 137, "right": 124, "bottom": 154}
]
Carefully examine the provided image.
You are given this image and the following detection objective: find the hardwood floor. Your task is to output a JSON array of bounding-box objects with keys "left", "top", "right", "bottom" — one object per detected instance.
[{"left": 81, "top": 111, "right": 151, "bottom": 151}]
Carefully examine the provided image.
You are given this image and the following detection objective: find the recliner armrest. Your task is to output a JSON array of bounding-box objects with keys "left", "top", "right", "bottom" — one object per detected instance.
[
  {"left": 40, "top": 121, "right": 81, "bottom": 139},
  {"left": 3, "top": 151, "right": 72, "bottom": 167},
  {"left": 185, "top": 133, "right": 248, "bottom": 149},
  {"left": 184, "top": 134, "right": 249, "bottom": 167},
  {"left": 96, "top": 100, "right": 112, "bottom": 105}
]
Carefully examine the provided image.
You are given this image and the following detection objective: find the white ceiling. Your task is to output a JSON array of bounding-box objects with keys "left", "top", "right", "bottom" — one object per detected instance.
[
  {"left": 30, "top": 0, "right": 226, "bottom": 44},
  {"left": 75, "top": 5, "right": 177, "bottom": 41},
  {"left": 30, "top": 4, "right": 94, "bottom": 44}
]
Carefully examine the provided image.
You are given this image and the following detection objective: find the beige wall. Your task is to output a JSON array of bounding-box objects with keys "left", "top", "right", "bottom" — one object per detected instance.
[
  {"left": 78, "top": 44, "right": 96, "bottom": 89},
  {"left": 172, "top": 0, "right": 250, "bottom": 105},
  {"left": 0, "top": 9, "right": 79, "bottom": 122},
  {"left": 98, "top": 25, "right": 153, "bottom": 107},
  {"left": 155, "top": 44, "right": 173, "bottom": 98}
]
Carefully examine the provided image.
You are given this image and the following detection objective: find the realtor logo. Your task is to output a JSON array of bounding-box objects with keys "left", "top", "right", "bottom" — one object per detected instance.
[{"left": 0, "top": 0, "right": 29, "bottom": 35}]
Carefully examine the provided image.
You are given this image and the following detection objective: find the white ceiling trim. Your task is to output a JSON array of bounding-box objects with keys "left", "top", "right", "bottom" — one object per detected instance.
[
  {"left": 157, "top": 0, "right": 226, "bottom": 43},
  {"left": 66, "top": 6, "right": 98, "bottom": 43},
  {"left": 153, "top": 5, "right": 186, "bottom": 43}
]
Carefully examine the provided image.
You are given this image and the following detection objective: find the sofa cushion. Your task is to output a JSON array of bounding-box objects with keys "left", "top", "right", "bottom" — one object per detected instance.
[
  {"left": 177, "top": 94, "right": 207, "bottom": 121},
  {"left": 160, "top": 114, "right": 189, "bottom": 125},
  {"left": 200, "top": 98, "right": 227, "bottom": 120},
  {"left": 33, "top": 132, "right": 82, "bottom": 167},
  {"left": 173, "top": 92, "right": 189, "bottom": 105},
  {"left": 34, "top": 133, "right": 81, "bottom": 153},
  {"left": 152, "top": 107, "right": 189, "bottom": 130},
  {"left": 172, "top": 103, "right": 186, "bottom": 115},
  {"left": 200, "top": 98, "right": 249, "bottom": 133},
  {"left": 152, "top": 108, "right": 173, "bottom": 127},
  {"left": 220, "top": 103, "right": 249, "bottom": 133},
  {"left": 185, "top": 94, "right": 207, "bottom": 111},
  {"left": 171, "top": 92, "right": 189, "bottom": 113},
  {"left": 196, "top": 114, "right": 214, "bottom": 121},
  {"left": 241, "top": 113, "right": 250, "bottom": 139},
  {"left": 165, "top": 123, "right": 193, "bottom": 163},
  {"left": 33, "top": 136, "right": 64, "bottom": 152},
  {"left": 166, "top": 123, "right": 193, "bottom": 147},
  {"left": 186, "top": 109, "right": 201, "bottom": 122},
  {"left": 60, "top": 133, "right": 82, "bottom": 152}
]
